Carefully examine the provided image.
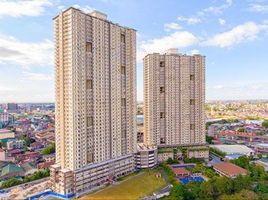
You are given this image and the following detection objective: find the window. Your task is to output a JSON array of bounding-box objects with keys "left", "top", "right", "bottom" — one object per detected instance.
[
  {"left": 121, "top": 34, "right": 125, "bottom": 43},
  {"left": 160, "top": 137, "right": 165, "bottom": 144},
  {"left": 190, "top": 75, "right": 194, "bottom": 80},
  {"left": 86, "top": 42, "right": 92, "bottom": 52},
  {"left": 160, "top": 112, "right": 165, "bottom": 119},
  {"left": 87, "top": 117, "right": 93, "bottom": 127},
  {"left": 160, "top": 61, "right": 165, "bottom": 67},
  {"left": 160, "top": 87, "right": 165, "bottom": 93},
  {"left": 87, "top": 153, "right": 93, "bottom": 163},
  {"left": 190, "top": 99, "right": 195, "bottom": 105},
  {"left": 86, "top": 80, "right": 92, "bottom": 89},
  {"left": 121, "top": 98, "right": 126, "bottom": 106},
  {"left": 122, "top": 130, "right": 127, "bottom": 138},
  {"left": 190, "top": 124, "right": 195, "bottom": 130},
  {"left": 121, "top": 66, "right": 126, "bottom": 75}
]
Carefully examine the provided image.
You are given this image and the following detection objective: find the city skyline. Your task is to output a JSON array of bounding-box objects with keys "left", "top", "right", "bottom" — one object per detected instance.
[{"left": 1, "top": 0, "right": 268, "bottom": 103}]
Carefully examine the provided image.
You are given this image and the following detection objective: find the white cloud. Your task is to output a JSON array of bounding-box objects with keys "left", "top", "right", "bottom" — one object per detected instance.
[
  {"left": 202, "top": 22, "right": 268, "bottom": 48},
  {"left": 177, "top": 16, "right": 201, "bottom": 25},
  {"left": 212, "top": 85, "right": 224, "bottom": 89},
  {"left": 138, "top": 31, "right": 198, "bottom": 62},
  {"left": 22, "top": 72, "right": 52, "bottom": 81},
  {"left": 0, "top": 34, "right": 53, "bottom": 66},
  {"left": 190, "top": 49, "right": 200, "bottom": 55},
  {"left": 0, "top": 0, "right": 53, "bottom": 18},
  {"left": 248, "top": 3, "right": 268, "bottom": 13},
  {"left": 164, "top": 22, "right": 182, "bottom": 32},
  {"left": 218, "top": 18, "right": 226, "bottom": 25},
  {"left": 58, "top": 5, "right": 65, "bottom": 11},
  {"left": 58, "top": 4, "right": 95, "bottom": 13},
  {"left": 72, "top": 4, "right": 95, "bottom": 13},
  {"left": 201, "top": 0, "right": 233, "bottom": 15},
  {"left": 177, "top": 0, "right": 232, "bottom": 26}
]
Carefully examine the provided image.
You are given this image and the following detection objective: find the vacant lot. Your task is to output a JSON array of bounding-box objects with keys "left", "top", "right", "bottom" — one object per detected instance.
[{"left": 79, "top": 170, "right": 167, "bottom": 200}]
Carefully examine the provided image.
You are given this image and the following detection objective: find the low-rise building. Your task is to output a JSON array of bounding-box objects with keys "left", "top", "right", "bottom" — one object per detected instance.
[
  {"left": 213, "top": 162, "right": 247, "bottom": 178},
  {"left": 210, "top": 144, "right": 254, "bottom": 159},
  {"left": 252, "top": 143, "right": 268, "bottom": 154},
  {"left": 50, "top": 154, "right": 136, "bottom": 197},
  {"left": 43, "top": 154, "right": 56, "bottom": 162},
  {"left": 35, "top": 129, "right": 54, "bottom": 142},
  {"left": 0, "top": 149, "right": 15, "bottom": 162},
  {"left": 171, "top": 167, "right": 190, "bottom": 178},
  {"left": 187, "top": 146, "right": 209, "bottom": 160},
  {"left": 158, "top": 148, "right": 174, "bottom": 162},
  {"left": 0, "top": 129, "right": 15, "bottom": 140},
  {"left": 37, "top": 160, "right": 55, "bottom": 169},
  {"left": 0, "top": 111, "right": 10, "bottom": 128},
  {"left": 136, "top": 144, "right": 157, "bottom": 169},
  {"left": 208, "top": 123, "right": 223, "bottom": 137},
  {"left": 15, "top": 151, "right": 41, "bottom": 164},
  {"left": 29, "top": 141, "right": 44, "bottom": 150},
  {"left": 21, "top": 162, "right": 38, "bottom": 176},
  {"left": 0, "top": 163, "right": 24, "bottom": 180},
  {"left": 6, "top": 139, "right": 24, "bottom": 150}
]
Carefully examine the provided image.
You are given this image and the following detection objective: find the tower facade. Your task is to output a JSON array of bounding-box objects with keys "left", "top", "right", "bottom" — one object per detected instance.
[
  {"left": 144, "top": 49, "right": 205, "bottom": 147},
  {"left": 52, "top": 7, "right": 136, "bottom": 195}
]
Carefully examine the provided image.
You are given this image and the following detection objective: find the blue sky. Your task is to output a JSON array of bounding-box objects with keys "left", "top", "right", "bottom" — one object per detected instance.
[{"left": 0, "top": 0, "right": 268, "bottom": 103}]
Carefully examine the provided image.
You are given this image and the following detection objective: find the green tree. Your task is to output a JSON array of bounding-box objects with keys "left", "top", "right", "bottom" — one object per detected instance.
[
  {"left": 231, "top": 155, "right": 250, "bottom": 170},
  {"left": 218, "top": 190, "right": 258, "bottom": 200},
  {"left": 19, "top": 135, "right": 35, "bottom": 147},
  {"left": 192, "top": 163, "right": 203, "bottom": 173},
  {"left": 255, "top": 181, "right": 268, "bottom": 194},
  {"left": 185, "top": 182, "right": 201, "bottom": 200},
  {"left": 262, "top": 120, "right": 268, "bottom": 128},
  {"left": 0, "top": 178, "right": 23, "bottom": 189},
  {"left": 206, "top": 136, "right": 213, "bottom": 144},
  {"left": 159, "top": 163, "right": 177, "bottom": 185},
  {"left": 203, "top": 168, "right": 218, "bottom": 179},
  {"left": 209, "top": 147, "right": 226, "bottom": 158},
  {"left": 199, "top": 180, "right": 216, "bottom": 199},
  {"left": 233, "top": 175, "right": 252, "bottom": 193},
  {"left": 237, "top": 127, "right": 246, "bottom": 132},
  {"left": 23, "top": 169, "right": 50, "bottom": 183},
  {"left": 41, "top": 143, "right": 55, "bottom": 155},
  {"left": 166, "top": 157, "right": 178, "bottom": 164},
  {"left": 214, "top": 177, "right": 234, "bottom": 195},
  {"left": 250, "top": 164, "right": 268, "bottom": 181},
  {"left": 257, "top": 154, "right": 263, "bottom": 159}
]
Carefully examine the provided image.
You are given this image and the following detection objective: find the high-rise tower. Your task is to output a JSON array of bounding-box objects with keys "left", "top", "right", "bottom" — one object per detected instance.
[
  {"left": 144, "top": 49, "right": 205, "bottom": 147},
  {"left": 51, "top": 7, "right": 136, "bottom": 196}
]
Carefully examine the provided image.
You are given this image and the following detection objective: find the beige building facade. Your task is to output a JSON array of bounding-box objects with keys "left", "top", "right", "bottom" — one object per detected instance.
[
  {"left": 144, "top": 49, "right": 206, "bottom": 147},
  {"left": 52, "top": 7, "right": 136, "bottom": 195}
]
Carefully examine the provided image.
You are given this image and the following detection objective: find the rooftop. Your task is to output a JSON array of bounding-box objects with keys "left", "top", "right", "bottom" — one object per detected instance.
[
  {"left": 53, "top": 7, "right": 136, "bottom": 31},
  {"left": 255, "top": 143, "right": 268, "bottom": 148},
  {"left": 171, "top": 167, "right": 190, "bottom": 175},
  {"left": 0, "top": 129, "right": 12, "bottom": 134},
  {"left": 210, "top": 145, "right": 254, "bottom": 155},
  {"left": 213, "top": 162, "right": 247, "bottom": 177},
  {"left": 137, "top": 143, "right": 157, "bottom": 151},
  {"left": 1, "top": 163, "right": 24, "bottom": 177}
]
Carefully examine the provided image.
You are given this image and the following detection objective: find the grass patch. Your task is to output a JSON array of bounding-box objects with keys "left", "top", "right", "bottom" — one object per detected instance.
[{"left": 79, "top": 169, "right": 167, "bottom": 200}]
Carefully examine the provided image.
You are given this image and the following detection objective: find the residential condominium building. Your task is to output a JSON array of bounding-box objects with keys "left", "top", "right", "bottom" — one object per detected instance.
[
  {"left": 51, "top": 7, "right": 137, "bottom": 196},
  {"left": 144, "top": 48, "right": 206, "bottom": 147}
]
